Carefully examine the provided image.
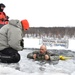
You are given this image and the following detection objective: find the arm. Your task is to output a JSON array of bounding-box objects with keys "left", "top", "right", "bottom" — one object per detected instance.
[
  {"left": 3, "top": 12, "right": 9, "bottom": 21},
  {"left": 27, "top": 51, "right": 39, "bottom": 59},
  {"left": 27, "top": 53, "right": 34, "bottom": 59},
  {"left": 8, "top": 28, "right": 23, "bottom": 51},
  {"left": 0, "top": 12, "right": 8, "bottom": 21},
  {"left": 45, "top": 51, "right": 60, "bottom": 60},
  {"left": 0, "top": 12, "right": 3, "bottom": 19}
]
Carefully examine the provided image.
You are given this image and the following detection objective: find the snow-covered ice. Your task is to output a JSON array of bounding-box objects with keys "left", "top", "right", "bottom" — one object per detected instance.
[
  {"left": 0, "top": 37, "right": 75, "bottom": 75},
  {"left": 23, "top": 37, "right": 75, "bottom": 50}
]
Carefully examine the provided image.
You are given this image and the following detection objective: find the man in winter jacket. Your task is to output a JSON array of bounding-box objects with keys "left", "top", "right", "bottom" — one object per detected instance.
[
  {"left": 0, "top": 3, "right": 9, "bottom": 28},
  {"left": 27, "top": 45, "right": 71, "bottom": 61},
  {"left": 27, "top": 45, "right": 59, "bottom": 61},
  {"left": 0, "top": 19, "right": 29, "bottom": 63}
]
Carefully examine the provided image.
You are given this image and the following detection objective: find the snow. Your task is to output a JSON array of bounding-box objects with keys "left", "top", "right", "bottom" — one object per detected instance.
[
  {"left": 23, "top": 37, "right": 75, "bottom": 50},
  {"left": 0, "top": 65, "right": 68, "bottom": 75},
  {"left": 23, "top": 38, "right": 41, "bottom": 49},
  {"left": 0, "top": 50, "right": 70, "bottom": 75},
  {"left": 0, "top": 37, "right": 75, "bottom": 75},
  {"left": 68, "top": 39, "right": 75, "bottom": 50},
  {"left": 0, "top": 64, "right": 68, "bottom": 75}
]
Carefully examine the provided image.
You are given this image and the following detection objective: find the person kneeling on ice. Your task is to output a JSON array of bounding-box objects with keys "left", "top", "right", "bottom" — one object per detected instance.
[
  {"left": 0, "top": 19, "right": 29, "bottom": 63},
  {"left": 27, "top": 45, "right": 70, "bottom": 61}
]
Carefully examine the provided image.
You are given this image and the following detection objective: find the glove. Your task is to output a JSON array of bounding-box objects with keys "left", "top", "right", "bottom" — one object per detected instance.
[
  {"left": 6, "top": 16, "right": 9, "bottom": 19},
  {"left": 20, "top": 39, "right": 24, "bottom": 49},
  {"left": 5, "top": 16, "right": 9, "bottom": 21}
]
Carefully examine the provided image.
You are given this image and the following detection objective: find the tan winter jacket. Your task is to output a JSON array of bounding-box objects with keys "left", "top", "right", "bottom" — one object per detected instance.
[{"left": 0, "top": 19, "right": 24, "bottom": 51}]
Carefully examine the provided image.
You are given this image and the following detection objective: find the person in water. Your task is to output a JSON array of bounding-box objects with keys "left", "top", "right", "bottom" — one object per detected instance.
[
  {"left": 0, "top": 19, "right": 29, "bottom": 63},
  {"left": 27, "top": 45, "right": 60, "bottom": 61},
  {"left": 27, "top": 45, "right": 70, "bottom": 61}
]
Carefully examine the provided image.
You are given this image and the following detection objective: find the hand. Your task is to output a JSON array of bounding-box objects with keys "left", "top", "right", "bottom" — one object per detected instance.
[
  {"left": 20, "top": 39, "right": 24, "bottom": 49},
  {"left": 33, "top": 54, "right": 37, "bottom": 59},
  {"left": 45, "top": 55, "right": 50, "bottom": 60},
  {"left": 6, "top": 16, "right": 9, "bottom": 19}
]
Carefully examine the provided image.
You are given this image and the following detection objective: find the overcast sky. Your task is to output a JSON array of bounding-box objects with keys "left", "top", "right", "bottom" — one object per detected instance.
[{"left": 1, "top": 0, "right": 75, "bottom": 27}]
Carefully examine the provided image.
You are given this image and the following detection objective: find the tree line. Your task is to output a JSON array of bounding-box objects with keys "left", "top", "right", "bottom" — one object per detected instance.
[{"left": 24, "top": 27, "right": 75, "bottom": 38}]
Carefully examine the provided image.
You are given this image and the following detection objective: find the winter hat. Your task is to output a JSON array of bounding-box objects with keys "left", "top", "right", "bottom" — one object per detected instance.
[
  {"left": 21, "top": 19, "right": 29, "bottom": 30},
  {"left": 0, "top": 3, "right": 6, "bottom": 12},
  {"left": 0, "top": 3, "right": 6, "bottom": 8}
]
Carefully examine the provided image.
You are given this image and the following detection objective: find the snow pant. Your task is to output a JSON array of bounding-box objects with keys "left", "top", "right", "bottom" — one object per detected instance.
[{"left": 0, "top": 47, "right": 20, "bottom": 63}]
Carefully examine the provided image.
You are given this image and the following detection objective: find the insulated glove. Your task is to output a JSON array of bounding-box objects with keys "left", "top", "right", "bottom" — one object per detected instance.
[
  {"left": 20, "top": 39, "right": 24, "bottom": 49},
  {"left": 6, "top": 16, "right": 9, "bottom": 20}
]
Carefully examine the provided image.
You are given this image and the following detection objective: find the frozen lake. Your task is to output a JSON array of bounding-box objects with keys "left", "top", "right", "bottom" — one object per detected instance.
[
  {"left": 0, "top": 38, "right": 75, "bottom": 75},
  {"left": 0, "top": 49, "right": 75, "bottom": 75}
]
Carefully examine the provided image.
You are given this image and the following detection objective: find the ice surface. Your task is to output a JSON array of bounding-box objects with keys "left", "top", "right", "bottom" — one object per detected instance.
[{"left": 0, "top": 38, "right": 75, "bottom": 75}]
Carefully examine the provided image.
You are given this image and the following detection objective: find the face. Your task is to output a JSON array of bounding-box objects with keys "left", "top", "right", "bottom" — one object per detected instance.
[
  {"left": 40, "top": 45, "right": 47, "bottom": 54},
  {"left": 1, "top": 7, "right": 5, "bottom": 10}
]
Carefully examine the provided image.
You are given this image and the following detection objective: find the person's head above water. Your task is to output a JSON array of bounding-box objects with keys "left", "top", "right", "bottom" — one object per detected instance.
[{"left": 40, "top": 45, "right": 47, "bottom": 54}]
